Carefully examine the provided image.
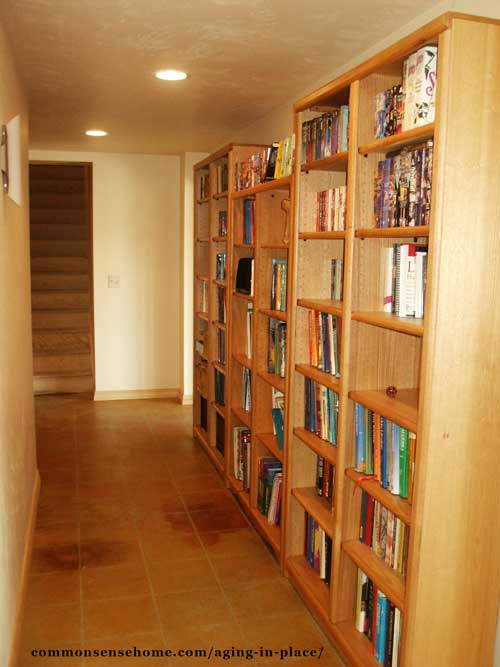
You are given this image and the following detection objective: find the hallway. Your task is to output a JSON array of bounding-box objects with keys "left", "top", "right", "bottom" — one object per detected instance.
[{"left": 20, "top": 396, "right": 343, "bottom": 666}]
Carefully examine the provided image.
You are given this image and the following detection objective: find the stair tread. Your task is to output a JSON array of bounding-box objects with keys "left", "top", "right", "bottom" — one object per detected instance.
[
  {"left": 32, "top": 327, "right": 89, "bottom": 334},
  {"left": 31, "top": 289, "right": 89, "bottom": 294},
  {"left": 31, "top": 307, "right": 89, "bottom": 313},
  {"left": 34, "top": 370, "right": 93, "bottom": 378},
  {"left": 34, "top": 350, "right": 91, "bottom": 357}
]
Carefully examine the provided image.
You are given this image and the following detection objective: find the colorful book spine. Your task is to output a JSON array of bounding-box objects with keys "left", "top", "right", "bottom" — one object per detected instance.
[
  {"left": 304, "top": 513, "right": 332, "bottom": 585},
  {"left": 301, "top": 107, "right": 349, "bottom": 164},
  {"left": 304, "top": 378, "right": 339, "bottom": 446},
  {"left": 307, "top": 311, "right": 340, "bottom": 377}
]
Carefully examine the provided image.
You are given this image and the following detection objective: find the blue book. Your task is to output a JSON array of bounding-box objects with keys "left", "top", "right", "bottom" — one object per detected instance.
[
  {"left": 355, "top": 403, "right": 365, "bottom": 472},
  {"left": 392, "top": 422, "right": 400, "bottom": 495},
  {"left": 375, "top": 592, "right": 389, "bottom": 663},
  {"left": 341, "top": 105, "right": 349, "bottom": 152},
  {"left": 381, "top": 417, "right": 388, "bottom": 488},
  {"left": 272, "top": 407, "right": 284, "bottom": 450},
  {"left": 244, "top": 199, "right": 253, "bottom": 244}
]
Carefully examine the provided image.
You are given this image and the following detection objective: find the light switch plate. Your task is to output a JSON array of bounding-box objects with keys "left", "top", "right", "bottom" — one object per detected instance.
[{"left": 108, "top": 275, "right": 120, "bottom": 288}]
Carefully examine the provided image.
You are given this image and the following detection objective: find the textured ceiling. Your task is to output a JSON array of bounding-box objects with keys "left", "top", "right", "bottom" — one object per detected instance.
[{"left": 2, "top": 0, "right": 441, "bottom": 154}]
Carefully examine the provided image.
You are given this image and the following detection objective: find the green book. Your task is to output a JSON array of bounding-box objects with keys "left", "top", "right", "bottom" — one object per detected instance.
[{"left": 399, "top": 427, "right": 409, "bottom": 498}]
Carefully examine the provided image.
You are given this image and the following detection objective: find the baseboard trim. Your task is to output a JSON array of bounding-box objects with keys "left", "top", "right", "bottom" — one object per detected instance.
[
  {"left": 9, "top": 470, "right": 41, "bottom": 667},
  {"left": 178, "top": 392, "right": 193, "bottom": 406},
  {"left": 93, "top": 388, "right": 179, "bottom": 402}
]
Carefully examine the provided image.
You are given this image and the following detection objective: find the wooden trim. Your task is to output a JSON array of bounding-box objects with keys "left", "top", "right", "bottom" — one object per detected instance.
[
  {"left": 231, "top": 175, "right": 292, "bottom": 199},
  {"left": 93, "top": 388, "right": 179, "bottom": 401},
  {"left": 358, "top": 123, "right": 434, "bottom": 155},
  {"left": 8, "top": 471, "right": 41, "bottom": 667},
  {"left": 194, "top": 143, "right": 269, "bottom": 170},
  {"left": 178, "top": 392, "right": 193, "bottom": 406}
]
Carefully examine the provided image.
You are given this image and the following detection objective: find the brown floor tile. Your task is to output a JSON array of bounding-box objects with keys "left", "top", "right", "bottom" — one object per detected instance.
[
  {"left": 78, "top": 497, "right": 134, "bottom": 523},
  {"left": 31, "top": 544, "right": 79, "bottom": 574},
  {"left": 182, "top": 489, "right": 238, "bottom": 512},
  {"left": 175, "top": 473, "right": 225, "bottom": 494},
  {"left": 211, "top": 553, "right": 280, "bottom": 589},
  {"left": 83, "top": 596, "right": 161, "bottom": 640},
  {"left": 136, "top": 511, "right": 194, "bottom": 536},
  {"left": 200, "top": 527, "right": 272, "bottom": 560},
  {"left": 21, "top": 603, "right": 81, "bottom": 646},
  {"left": 130, "top": 491, "right": 185, "bottom": 515},
  {"left": 81, "top": 563, "right": 151, "bottom": 600},
  {"left": 156, "top": 588, "right": 232, "bottom": 632},
  {"left": 26, "top": 571, "right": 80, "bottom": 607},
  {"left": 80, "top": 517, "right": 138, "bottom": 542},
  {"left": 37, "top": 494, "right": 79, "bottom": 527},
  {"left": 164, "top": 622, "right": 248, "bottom": 667},
  {"left": 80, "top": 539, "right": 143, "bottom": 569},
  {"left": 18, "top": 643, "right": 83, "bottom": 667},
  {"left": 34, "top": 520, "right": 79, "bottom": 548},
  {"left": 83, "top": 634, "right": 168, "bottom": 667},
  {"left": 190, "top": 508, "right": 249, "bottom": 533},
  {"left": 225, "top": 578, "right": 304, "bottom": 619},
  {"left": 147, "top": 557, "right": 219, "bottom": 595},
  {"left": 141, "top": 532, "right": 205, "bottom": 563}
]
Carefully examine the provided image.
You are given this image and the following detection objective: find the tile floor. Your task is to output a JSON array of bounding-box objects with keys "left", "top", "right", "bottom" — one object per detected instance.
[{"left": 19, "top": 396, "right": 345, "bottom": 667}]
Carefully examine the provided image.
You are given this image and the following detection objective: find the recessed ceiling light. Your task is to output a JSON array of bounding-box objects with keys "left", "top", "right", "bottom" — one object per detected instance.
[
  {"left": 155, "top": 69, "right": 188, "bottom": 81},
  {"left": 85, "top": 129, "right": 108, "bottom": 137}
]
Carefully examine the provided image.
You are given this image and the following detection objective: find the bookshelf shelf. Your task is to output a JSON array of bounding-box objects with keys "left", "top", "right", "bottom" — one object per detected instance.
[
  {"left": 299, "top": 231, "right": 346, "bottom": 240},
  {"left": 213, "top": 279, "right": 226, "bottom": 287},
  {"left": 293, "top": 427, "right": 338, "bottom": 466},
  {"left": 231, "top": 406, "right": 251, "bottom": 428},
  {"left": 292, "top": 487, "right": 334, "bottom": 536},
  {"left": 258, "top": 308, "right": 287, "bottom": 322},
  {"left": 349, "top": 388, "right": 418, "bottom": 433},
  {"left": 212, "top": 401, "right": 226, "bottom": 418},
  {"left": 301, "top": 151, "right": 348, "bottom": 172},
  {"left": 232, "top": 352, "right": 252, "bottom": 369},
  {"left": 341, "top": 540, "right": 406, "bottom": 611},
  {"left": 212, "top": 320, "right": 226, "bottom": 331},
  {"left": 297, "top": 298, "right": 343, "bottom": 317},
  {"left": 233, "top": 291, "right": 254, "bottom": 303},
  {"left": 355, "top": 226, "right": 430, "bottom": 239},
  {"left": 286, "top": 555, "right": 330, "bottom": 616},
  {"left": 345, "top": 468, "right": 412, "bottom": 525},
  {"left": 196, "top": 311, "right": 208, "bottom": 321},
  {"left": 251, "top": 507, "right": 281, "bottom": 555},
  {"left": 330, "top": 621, "right": 380, "bottom": 667},
  {"left": 212, "top": 361, "right": 226, "bottom": 376},
  {"left": 358, "top": 123, "right": 434, "bottom": 155},
  {"left": 196, "top": 197, "right": 210, "bottom": 204},
  {"left": 196, "top": 274, "right": 209, "bottom": 282},
  {"left": 196, "top": 237, "right": 209, "bottom": 243},
  {"left": 231, "top": 175, "right": 292, "bottom": 199},
  {"left": 213, "top": 191, "right": 228, "bottom": 200},
  {"left": 351, "top": 311, "right": 424, "bottom": 336},
  {"left": 193, "top": 425, "right": 209, "bottom": 448},
  {"left": 260, "top": 243, "right": 289, "bottom": 249},
  {"left": 212, "top": 236, "right": 228, "bottom": 243},
  {"left": 257, "top": 371, "right": 286, "bottom": 393},
  {"left": 256, "top": 433, "right": 283, "bottom": 462},
  {"left": 295, "top": 364, "right": 341, "bottom": 393},
  {"left": 233, "top": 243, "right": 255, "bottom": 249}
]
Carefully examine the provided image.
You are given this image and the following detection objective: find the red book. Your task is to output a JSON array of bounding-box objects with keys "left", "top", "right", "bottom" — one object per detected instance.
[{"left": 365, "top": 495, "right": 375, "bottom": 547}]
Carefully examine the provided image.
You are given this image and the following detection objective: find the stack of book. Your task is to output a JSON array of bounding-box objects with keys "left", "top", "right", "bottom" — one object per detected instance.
[
  {"left": 234, "top": 148, "right": 269, "bottom": 191},
  {"left": 359, "top": 491, "right": 409, "bottom": 575},
  {"left": 243, "top": 198, "right": 255, "bottom": 244},
  {"left": 242, "top": 368, "right": 251, "bottom": 412},
  {"left": 308, "top": 311, "right": 340, "bottom": 377},
  {"left": 215, "top": 162, "right": 228, "bottom": 193},
  {"left": 234, "top": 138, "right": 295, "bottom": 191},
  {"left": 301, "top": 107, "right": 349, "bottom": 164},
  {"left": 246, "top": 304, "right": 253, "bottom": 359},
  {"left": 331, "top": 259, "right": 343, "bottom": 302},
  {"left": 304, "top": 513, "right": 332, "bottom": 585},
  {"left": 354, "top": 403, "right": 417, "bottom": 500},
  {"left": 271, "top": 259, "right": 287, "bottom": 312},
  {"left": 316, "top": 186, "right": 347, "bottom": 231},
  {"left": 374, "top": 45, "right": 437, "bottom": 139},
  {"left": 373, "top": 140, "right": 433, "bottom": 229},
  {"left": 257, "top": 457, "right": 283, "bottom": 525},
  {"left": 271, "top": 388, "right": 285, "bottom": 450},
  {"left": 304, "top": 377, "right": 338, "bottom": 445},
  {"left": 214, "top": 369, "right": 225, "bottom": 407},
  {"left": 216, "top": 252, "right": 227, "bottom": 281},
  {"left": 199, "top": 174, "right": 210, "bottom": 199},
  {"left": 355, "top": 570, "right": 402, "bottom": 666},
  {"left": 382, "top": 243, "right": 428, "bottom": 318},
  {"left": 217, "top": 329, "right": 225, "bottom": 365},
  {"left": 217, "top": 286, "right": 226, "bottom": 323},
  {"left": 267, "top": 319, "right": 286, "bottom": 378},
  {"left": 218, "top": 210, "right": 228, "bottom": 237},
  {"left": 233, "top": 426, "right": 251, "bottom": 491},
  {"left": 316, "top": 456, "right": 335, "bottom": 505},
  {"left": 272, "top": 135, "right": 295, "bottom": 179}
]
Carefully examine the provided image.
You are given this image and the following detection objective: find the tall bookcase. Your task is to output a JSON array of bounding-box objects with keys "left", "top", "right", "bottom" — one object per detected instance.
[{"left": 284, "top": 12, "right": 500, "bottom": 667}]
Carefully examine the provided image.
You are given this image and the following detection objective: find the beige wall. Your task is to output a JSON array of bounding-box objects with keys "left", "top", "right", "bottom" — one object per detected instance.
[
  {"left": 29, "top": 149, "right": 181, "bottom": 394},
  {"left": 180, "top": 152, "right": 208, "bottom": 403},
  {"left": 0, "top": 21, "right": 37, "bottom": 667}
]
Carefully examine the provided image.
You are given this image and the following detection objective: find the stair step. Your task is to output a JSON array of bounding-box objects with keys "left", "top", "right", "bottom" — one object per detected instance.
[
  {"left": 32, "top": 310, "right": 90, "bottom": 330},
  {"left": 33, "top": 331, "right": 91, "bottom": 354},
  {"left": 30, "top": 223, "right": 88, "bottom": 241},
  {"left": 30, "top": 209, "right": 87, "bottom": 225},
  {"left": 31, "top": 257, "right": 89, "bottom": 273},
  {"left": 30, "top": 192, "right": 86, "bottom": 210},
  {"left": 34, "top": 372, "right": 94, "bottom": 395},
  {"left": 30, "top": 164, "right": 86, "bottom": 181},
  {"left": 31, "top": 273, "right": 89, "bottom": 290},
  {"left": 32, "top": 291, "right": 90, "bottom": 310},
  {"left": 33, "top": 352, "right": 92, "bottom": 375},
  {"left": 29, "top": 178, "right": 85, "bottom": 195},
  {"left": 30, "top": 240, "right": 89, "bottom": 258}
]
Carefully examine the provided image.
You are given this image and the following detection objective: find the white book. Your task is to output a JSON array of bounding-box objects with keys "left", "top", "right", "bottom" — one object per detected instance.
[
  {"left": 320, "top": 529, "right": 326, "bottom": 579},
  {"left": 414, "top": 46, "right": 438, "bottom": 127},
  {"left": 355, "top": 569, "right": 368, "bottom": 632},
  {"left": 382, "top": 246, "right": 394, "bottom": 313},
  {"left": 404, "top": 246, "right": 416, "bottom": 317},
  {"left": 403, "top": 52, "right": 417, "bottom": 132},
  {"left": 392, "top": 607, "right": 402, "bottom": 667},
  {"left": 415, "top": 250, "right": 426, "bottom": 318}
]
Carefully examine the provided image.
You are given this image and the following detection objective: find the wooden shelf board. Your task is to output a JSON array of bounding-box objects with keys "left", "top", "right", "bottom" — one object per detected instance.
[
  {"left": 213, "top": 191, "right": 228, "bottom": 200},
  {"left": 341, "top": 540, "right": 405, "bottom": 611},
  {"left": 234, "top": 243, "right": 255, "bottom": 249},
  {"left": 359, "top": 123, "right": 434, "bottom": 155},
  {"left": 212, "top": 361, "right": 226, "bottom": 376},
  {"left": 232, "top": 175, "right": 292, "bottom": 199},
  {"left": 292, "top": 487, "right": 334, "bottom": 537},
  {"left": 297, "top": 298, "right": 343, "bottom": 317},
  {"left": 213, "top": 279, "right": 226, "bottom": 287},
  {"left": 295, "top": 364, "right": 341, "bottom": 392},
  {"left": 211, "top": 401, "right": 226, "bottom": 418},
  {"left": 256, "top": 433, "right": 283, "bottom": 462},
  {"left": 212, "top": 320, "right": 226, "bottom": 330},
  {"left": 301, "top": 151, "right": 348, "bottom": 172},
  {"left": 260, "top": 243, "right": 289, "bottom": 249},
  {"left": 232, "top": 353, "right": 252, "bottom": 369},
  {"left": 194, "top": 426, "right": 225, "bottom": 475},
  {"left": 212, "top": 236, "right": 228, "bottom": 243},
  {"left": 196, "top": 197, "right": 210, "bottom": 205},
  {"left": 257, "top": 371, "right": 286, "bottom": 393},
  {"left": 293, "top": 427, "right": 337, "bottom": 466},
  {"left": 349, "top": 388, "right": 418, "bottom": 433},
  {"left": 352, "top": 311, "right": 424, "bottom": 336},
  {"left": 233, "top": 291, "right": 254, "bottom": 303},
  {"left": 196, "top": 274, "right": 209, "bottom": 282},
  {"left": 250, "top": 507, "right": 281, "bottom": 555},
  {"left": 286, "top": 555, "right": 330, "bottom": 615},
  {"left": 193, "top": 425, "right": 209, "bottom": 448},
  {"left": 355, "top": 226, "right": 430, "bottom": 239},
  {"left": 195, "top": 311, "right": 208, "bottom": 322},
  {"left": 299, "top": 231, "right": 346, "bottom": 240},
  {"left": 196, "top": 237, "right": 209, "bottom": 243},
  {"left": 231, "top": 407, "right": 251, "bottom": 428},
  {"left": 228, "top": 473, "right": 244, "bottom": 494},
  {"left": 345, "top": 468, "right": 412, "bottom": 525},
  {"left": 330, "top": 621, "right": 380, "bottom": 667},
  {"left": 259, "top": 308, "right": 287, "bottom": 322},
  {"left": 194, "top": 385, "right": 208, "bottom": 400}
]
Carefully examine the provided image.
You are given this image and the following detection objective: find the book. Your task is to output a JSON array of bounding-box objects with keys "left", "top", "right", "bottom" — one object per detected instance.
[
  {"left": 272, "top": 388, "right": 285, "bottom": 450},
  {"left": 242, "top": 368, "right": 251, "bottom": 412},
  {"left": 243, "top": 198, "right": 255, "bottom": 244},
  {"left": 304, "top": 513, "right": 332, "bottom": 584},
  {"left": 271, "top": 258, "right": 287, "bottom": 311},
  {"left": 267, "top": 318, "right": 286, "bottom": 377},
  {"left": 302, "top": 107, "right": 349, "bottom": 164},
  {"left": 331, "top": 259, "right": 344, "bottom": 301},
  {"left": 316, "top": 187, "right": 347, "bottom": 231},
  {"left": 233, "top": 426, "right": 251, "bottom": 490},
  {"left": 246, "top": 304, "right": 253, "bottom": 359},
  {"left": 308, "top": 310, "right": 340, "bottom": 377},
  {"left": 382, "top": 242, "right": 428, "bottom": 317},
  {"left": 214, "top": 369, "right": 225, "bottom": 407},
  {"left": 304, "top": 377, "right": 338, "bottom": 445}
]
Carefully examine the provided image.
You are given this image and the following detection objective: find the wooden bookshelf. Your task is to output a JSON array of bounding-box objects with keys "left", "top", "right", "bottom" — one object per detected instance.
[{"left": 283, "top": 13, "right": 500, "bottom": 667}]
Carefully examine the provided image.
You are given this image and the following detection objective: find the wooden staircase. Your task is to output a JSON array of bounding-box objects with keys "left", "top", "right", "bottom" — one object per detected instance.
[{"left": 29, "top": 163, "right": 95, "bottom": 394}]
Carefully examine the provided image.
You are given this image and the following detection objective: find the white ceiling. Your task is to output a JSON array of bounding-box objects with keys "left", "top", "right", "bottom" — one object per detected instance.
[{"left": 2, "top": 0, "right": 441, "bottom": 154}]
